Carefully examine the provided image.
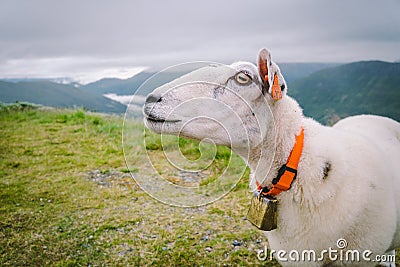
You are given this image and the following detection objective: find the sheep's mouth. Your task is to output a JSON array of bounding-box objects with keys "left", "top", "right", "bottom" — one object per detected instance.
[{"left": 145, "top": 114, "right": 181, "bottom": 123}]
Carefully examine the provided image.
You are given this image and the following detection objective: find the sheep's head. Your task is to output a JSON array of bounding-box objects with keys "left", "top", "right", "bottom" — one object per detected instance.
[{"left": 143, "top": 49, "right": 286, "bottom": 153}]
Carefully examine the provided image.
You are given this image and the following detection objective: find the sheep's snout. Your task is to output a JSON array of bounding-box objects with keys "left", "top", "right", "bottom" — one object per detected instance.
[
  {"left": 143, "top": 92, "right": 165, "bottom": 119},
  {"left": 145, "top": 93, "right": 162, "bottom": 104}
]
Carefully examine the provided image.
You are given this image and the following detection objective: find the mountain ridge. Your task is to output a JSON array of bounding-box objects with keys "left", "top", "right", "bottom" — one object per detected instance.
[
  {"left": 289, "top": 60, "right": 400, "bottom": 124},
  {"left": 0, "top": 80, "right": 126, "bottom": 113},
  {"left": 1, "top": 61, "right": 399, "bottom": 120}
]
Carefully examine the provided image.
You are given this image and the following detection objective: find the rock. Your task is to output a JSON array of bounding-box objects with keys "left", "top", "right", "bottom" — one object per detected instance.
[
  {"left": 205, "top": 247, "right": 213, "bottom": 252},
  {"left": 232, "top": 240, "right": 242, "bottom": 246}
]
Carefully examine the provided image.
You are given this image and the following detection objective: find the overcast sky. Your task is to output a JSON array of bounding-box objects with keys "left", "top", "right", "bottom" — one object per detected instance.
[{"left": 1, "top": 0, "right": 399, "bottom": 83}]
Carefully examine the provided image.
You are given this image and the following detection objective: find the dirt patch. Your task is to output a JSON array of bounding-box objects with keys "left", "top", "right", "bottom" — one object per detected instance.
[{"left": 86, "top": 169, "right": 138, "bottom": 190}]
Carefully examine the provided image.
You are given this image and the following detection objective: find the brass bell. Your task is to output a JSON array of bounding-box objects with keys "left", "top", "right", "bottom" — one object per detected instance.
[{"left": 246, "top": 192, "right": 278, "bottom": 231}]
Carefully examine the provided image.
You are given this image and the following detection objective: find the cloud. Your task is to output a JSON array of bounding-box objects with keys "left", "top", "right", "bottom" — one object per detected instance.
[
  {"left": 0, "top": 56, "right": 147, "bottom": 84},
  {"left": 0, "top": 0, "right": 399, "bottom": 80}
]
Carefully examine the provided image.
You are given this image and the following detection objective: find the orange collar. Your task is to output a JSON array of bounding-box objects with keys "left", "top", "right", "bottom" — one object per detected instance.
[{"left": 256, "top": 127, "right": 305, "bottom": 197}]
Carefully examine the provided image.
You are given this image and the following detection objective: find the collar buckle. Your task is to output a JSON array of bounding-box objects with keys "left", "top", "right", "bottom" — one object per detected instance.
[{"left": 259, "top": 127, "right": 304, "bottom": 197}]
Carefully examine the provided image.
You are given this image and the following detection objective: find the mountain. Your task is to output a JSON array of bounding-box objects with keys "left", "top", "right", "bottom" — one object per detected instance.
[
  {"left": 0, "top": 80, "right": 126, "bottom": 113},
  {"left": 81, "top": 72, "right": 152, "bottom": 95},
  {"left": 279, "top": 63, "right": 340, "bottom": 84},
  {"left": 4, "top": 61, "right": 397, "bottom": 120},
  {"left": 82, "top": 63, "right": 339, "bottom": 96},
  {"left": 289, "top": 61, "right": 400, "bottom": 124},
  {"left": 82, "top": 71, "right": 192, "bottom": 96}
]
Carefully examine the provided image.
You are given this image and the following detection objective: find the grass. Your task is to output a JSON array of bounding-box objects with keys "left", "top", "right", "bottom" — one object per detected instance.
[
  {"left": 0, "top": 106, "right": 278, "bottom": 266},
  {"left": 2, "top": 106, "right": 398, "bottom": 266},
  {"left": 143, "top": 130, "right": 238, "bottom": 188}
]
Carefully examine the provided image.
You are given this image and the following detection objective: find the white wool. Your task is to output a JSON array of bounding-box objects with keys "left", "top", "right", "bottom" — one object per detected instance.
[{"left": 143, "top": 49, "right": 400, "bottom": 266}]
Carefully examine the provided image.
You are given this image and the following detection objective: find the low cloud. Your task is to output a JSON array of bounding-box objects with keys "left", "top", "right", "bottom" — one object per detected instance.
[{"left": 0, "top": 0, "right": 399, "bottom": 81}]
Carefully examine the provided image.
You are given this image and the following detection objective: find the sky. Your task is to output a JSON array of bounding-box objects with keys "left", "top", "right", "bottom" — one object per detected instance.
[{"left": 0, "top": 0, "right": 399, "bottom": 84}]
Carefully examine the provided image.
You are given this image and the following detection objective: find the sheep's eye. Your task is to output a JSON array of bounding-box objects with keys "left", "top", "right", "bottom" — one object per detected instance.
[{"left": 234, "top": 72, "right": 251, "bottom": 85}]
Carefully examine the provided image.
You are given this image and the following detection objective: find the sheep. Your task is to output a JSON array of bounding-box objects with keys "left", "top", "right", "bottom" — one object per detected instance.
[{"left": 142, "top": 48, "right": 400, "bottom": 266}]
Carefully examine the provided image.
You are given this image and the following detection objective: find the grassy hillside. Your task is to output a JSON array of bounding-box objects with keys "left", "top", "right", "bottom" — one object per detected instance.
[
  {"left": 290, "top": 61, "right": 400, "bottom": 124},
  {"left": 0, "top": 106, "right": 279, "bottom": 266},
  {"left": 0, "top": 80, "right": 126, "bottom": 113}
]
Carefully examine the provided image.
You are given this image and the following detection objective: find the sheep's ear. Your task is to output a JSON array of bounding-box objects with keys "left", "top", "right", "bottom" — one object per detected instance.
[
  {"left": 258, "top": 49, "right": 271, "bottom": 92},
  {"left": 257, "top": 48, "right": 287, "bottom": 101}
]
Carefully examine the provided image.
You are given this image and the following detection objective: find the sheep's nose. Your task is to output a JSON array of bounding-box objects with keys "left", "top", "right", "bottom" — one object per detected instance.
[{"left": 145, "top": 93, "right": 162, "bottom": 104}]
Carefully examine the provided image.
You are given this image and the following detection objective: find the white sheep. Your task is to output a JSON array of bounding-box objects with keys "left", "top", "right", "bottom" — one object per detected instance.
[{"left": 143, "top": 48, "right": 400, "bottom": 266}]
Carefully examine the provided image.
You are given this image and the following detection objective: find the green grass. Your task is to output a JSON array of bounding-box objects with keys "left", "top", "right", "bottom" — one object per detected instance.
[
  {"left": 143, "top": 129, "right": 237, "bottom": 187},
  {"left": 3, "top": 107, "right": 397, "bottom": 266},
  {"left": 0, "top": 107, "right": 278, "bottom": 266}
]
